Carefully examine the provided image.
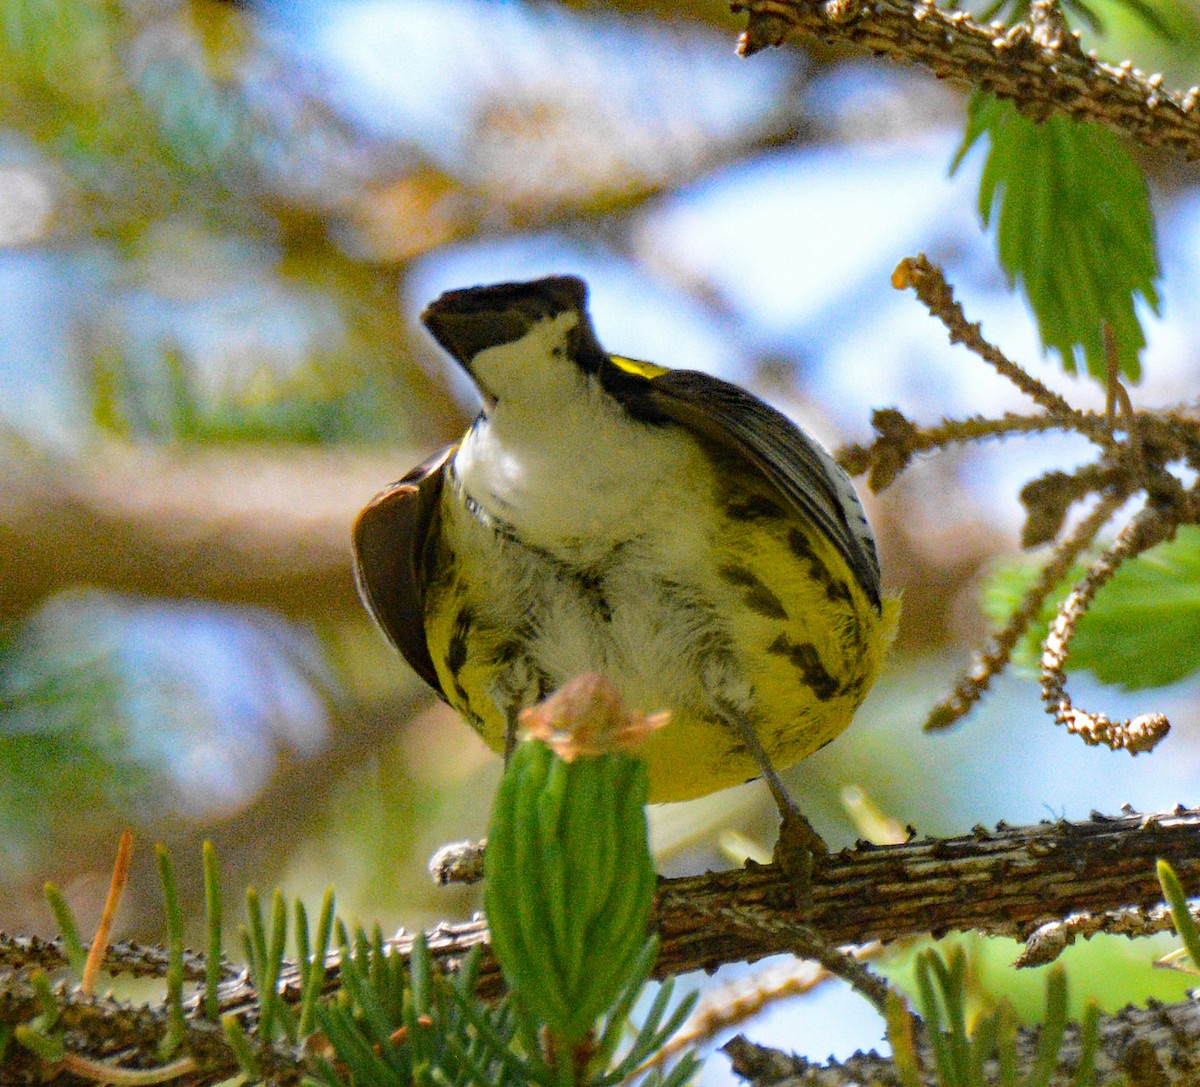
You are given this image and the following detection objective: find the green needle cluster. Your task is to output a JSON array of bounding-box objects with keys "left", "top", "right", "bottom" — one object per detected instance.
[{"left": 484, "top": 728, "right": 657, "bottom": 1046}]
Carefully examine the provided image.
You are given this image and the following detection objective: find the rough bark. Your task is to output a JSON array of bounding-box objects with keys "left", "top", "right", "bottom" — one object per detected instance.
[
  {"left": 734, "top": 0, "right": 1200, "bottom": 160},
  {"left": 9, "top": 807, "right": 1200, "bottom": 1001}
]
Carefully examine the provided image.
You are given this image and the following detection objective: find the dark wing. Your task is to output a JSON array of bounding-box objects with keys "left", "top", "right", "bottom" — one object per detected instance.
[
  {"left": 352, "top": 446, "right": 456, "bottom": 695},
  {"left": 638, "top": 369, "right": 881, "bottom": 610}
]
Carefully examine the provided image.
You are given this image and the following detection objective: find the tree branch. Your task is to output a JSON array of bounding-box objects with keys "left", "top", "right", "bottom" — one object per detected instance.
[
  {"left": 0, "top": 439, "right": 422, "bottom": 624},
  {"left": 8, "top": 807, "right": 1200, "bottom": 1083},
  {"left": 654, "top": 805, "right": 1200, "bottom": 976},
  {"left": 12, "top": 806, "right": 1198, "bottom": 1001},
  {"left": 733, "top": 0, "right": 1200, "bottom": 160},
  {"left": 287, "top": 805, "right": 1200, "bottom": 996}
]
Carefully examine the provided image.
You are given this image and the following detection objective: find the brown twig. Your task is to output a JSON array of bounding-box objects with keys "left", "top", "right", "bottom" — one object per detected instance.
[
  {"left": 695, "top": 904, "right": 895, "bottom": 1015},
  {"left": 633, "top": 946, "right": 883, "bottom": 1079},
  {"left": 924, "top": 490, "right": 1125, "bottom": 732},
  {"left": 1014, "top": 899, "right": 1200, "bottom": 968},
  {"left": 0, "top": 935, "right": 225, "bottom": 984},
  {"left": 733, "top": 0, "right": 1200, "bottom": 161},
  {"left": 891, "top": 256, "right": 1100, "bottom": 430},
  {"left": 837, "top": 409, "right": 1102, "bottom": 491},
  {"left": 1040, "top": 505, "right": 1178, "bottom": 752}
]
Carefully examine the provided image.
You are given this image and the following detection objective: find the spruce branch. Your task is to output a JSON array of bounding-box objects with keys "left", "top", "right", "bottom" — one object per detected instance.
[
  {"left": 651, "top": 806, "right": 1200, "bottom": 978},
  {"left": 732, "top": 0, "right": 1200, "bottom": 161},
  {"left": 10, "top": 809, "right": 1200, "bottom": 1083},
  {"left": 12, "top": 808, "right": 1200, "bottom": 1009}
]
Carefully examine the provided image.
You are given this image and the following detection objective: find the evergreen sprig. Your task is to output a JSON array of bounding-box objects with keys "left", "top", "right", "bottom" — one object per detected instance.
[
  {"left": 483, "top": 735, "right": 658, "bottom": 1045},
  {"left": 3, "top": 711, "right": 698, "bottom": 1087},
  {"left": 889, "top": 947, "right": 1101, "bottom": 1086},
  {"left": 304, "top": 914, "right": 698, "bottom": 1087}
]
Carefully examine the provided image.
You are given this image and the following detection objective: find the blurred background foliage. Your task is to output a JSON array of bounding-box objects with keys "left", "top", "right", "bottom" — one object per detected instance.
[{"left": 2, "top": 0, "right": 1200, "bottom": 1077}]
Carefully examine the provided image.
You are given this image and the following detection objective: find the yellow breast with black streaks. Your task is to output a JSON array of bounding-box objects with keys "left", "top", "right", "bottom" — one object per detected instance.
[{"left": 421, "top": 439, "right": 896, "bottom": 805}]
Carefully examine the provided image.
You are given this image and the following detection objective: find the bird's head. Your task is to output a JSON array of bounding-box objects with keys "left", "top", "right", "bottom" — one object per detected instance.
[{"left": 421, "top": 275, "right": 608, "bottom": 411}]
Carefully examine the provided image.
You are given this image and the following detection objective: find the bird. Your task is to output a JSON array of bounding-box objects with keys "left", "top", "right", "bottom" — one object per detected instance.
[{"left": 353, "top": 274, "right": 897, "bottom": 863}]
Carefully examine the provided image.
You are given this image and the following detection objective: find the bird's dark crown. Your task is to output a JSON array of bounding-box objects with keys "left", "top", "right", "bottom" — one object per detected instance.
[{"left": 421, "top": 275, "right": 607, "bottom": 372}]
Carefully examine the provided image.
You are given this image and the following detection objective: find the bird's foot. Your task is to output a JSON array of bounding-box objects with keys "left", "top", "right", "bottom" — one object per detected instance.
[{"left": 773, "top": 806, "right": 829, "bottom": 911}]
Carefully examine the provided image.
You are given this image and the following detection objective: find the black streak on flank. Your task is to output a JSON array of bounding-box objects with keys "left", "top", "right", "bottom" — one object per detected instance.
[
  {"left": 577, "top": 569, "right": 614, "bottom": 623},
  {"left": 719, "top": 564, "right": 789, "bottom": 621},
  {"left": 726, "top": 493, "right": 786, "bottom": 521},
  {"left": 787, "top": 526, "right": 853, "bottom": 606},
  {"left": 446, "top": 607, "right": 472, "bottom": 678},
  {"left": 767, "top": 634, "right": 840, "bottom": 701}
]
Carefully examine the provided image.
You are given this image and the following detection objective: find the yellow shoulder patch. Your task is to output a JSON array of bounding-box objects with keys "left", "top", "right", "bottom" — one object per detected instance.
[{"left": 609, "top": 354, "right": 670, "bottom": 380}]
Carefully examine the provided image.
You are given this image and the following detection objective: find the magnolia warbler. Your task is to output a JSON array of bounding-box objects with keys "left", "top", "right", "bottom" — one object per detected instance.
[{"left": 354, "top": 276, "right": 896, "bottom": 852}]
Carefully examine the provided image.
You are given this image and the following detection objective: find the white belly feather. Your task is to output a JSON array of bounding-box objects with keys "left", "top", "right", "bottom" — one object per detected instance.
[{"left": 446, "top": 383, "right": 726, "bottom": 714}]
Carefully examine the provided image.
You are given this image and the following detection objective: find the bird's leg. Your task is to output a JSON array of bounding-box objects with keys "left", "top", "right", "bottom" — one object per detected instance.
[
  {"left": 503, "top": 707, "right": 519, "bottom": 763},
  {"left": 436, "top": 681, "right": 535, "bottom": 887},
  {"left": 722, "top": 705, "right": 828, "bottom": 908},
  {"left": 488, "top": 655, "right": 545, "bottom": 765}
]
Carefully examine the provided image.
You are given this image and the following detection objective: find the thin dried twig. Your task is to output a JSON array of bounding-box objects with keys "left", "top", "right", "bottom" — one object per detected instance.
[
  {"left": 840, "top": 404, "right": 1200, "bottom": 494},
  {"left": 892, "top": 256, "right": 1090, "bottom": 423},
  {"left": 924, "top": 491, "right": 1126, "bottom": 732},
  {"left": 696, "top": 904, "right": 895, "bottom": 1015},
  {"left": 634, "top": 946, "right": 883, "bottom": 1078},
  {"left": 836, "top": 409, "right": 1101, "bottom": 490},
  {"left": 1040, "top": 505, "right": 1179, "bottom": 752}
]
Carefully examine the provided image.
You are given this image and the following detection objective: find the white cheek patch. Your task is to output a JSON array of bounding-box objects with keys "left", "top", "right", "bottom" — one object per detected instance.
[{"left": 469, "top": 311, "right": 582, "bottom": 409}]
